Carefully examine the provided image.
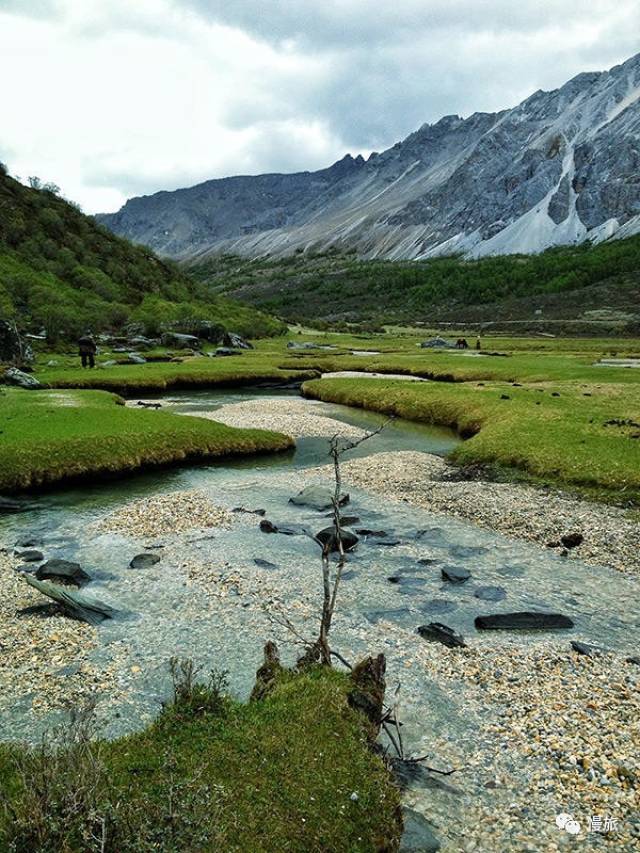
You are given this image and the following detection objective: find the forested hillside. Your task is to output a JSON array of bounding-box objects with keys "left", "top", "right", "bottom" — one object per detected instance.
[
  {"left": 0, "top": 166, "right": 284, "bottom": 341},
  {"left": 189, "top": 234, "right": 640, "bottom": 331}
]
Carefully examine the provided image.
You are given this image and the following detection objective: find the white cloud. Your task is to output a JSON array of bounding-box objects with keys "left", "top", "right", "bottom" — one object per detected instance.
[{"left": 0, "top": 0, "right": 637, "bottom": 212}]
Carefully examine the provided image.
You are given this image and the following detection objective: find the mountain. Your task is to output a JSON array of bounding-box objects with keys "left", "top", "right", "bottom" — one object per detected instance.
[
  {"left": 98, "top": 53, "right": 640, "bottom": 262},
  {"left": 0, "top": 167, "right": 284, "bottom": 341}
]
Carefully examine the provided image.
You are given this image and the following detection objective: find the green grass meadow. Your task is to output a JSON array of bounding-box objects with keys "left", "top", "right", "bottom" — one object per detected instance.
[{"left": 0, "top": 386, "right": 293, "bottom": 492}]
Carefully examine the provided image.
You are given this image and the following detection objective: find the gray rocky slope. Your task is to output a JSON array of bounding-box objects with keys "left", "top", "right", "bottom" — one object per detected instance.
[{"left": 98, "top": 53, "right": 640, "bottom": 262}]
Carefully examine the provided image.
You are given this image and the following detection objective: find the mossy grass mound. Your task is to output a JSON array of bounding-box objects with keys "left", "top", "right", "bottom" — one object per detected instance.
[
  {"left": 0, "top": 666, "right": 401, "bottom": 852},
  {"left": 0, "top": 387, "right": 293, "bottom": 492}
]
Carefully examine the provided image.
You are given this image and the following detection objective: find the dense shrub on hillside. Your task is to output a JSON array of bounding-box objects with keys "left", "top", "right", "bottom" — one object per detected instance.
[
  {"left": 0, "top": 172, "right": 285, "bottom": 341},
  {"left": 190, "top": 235, "right": 640, "bottom": 324}
]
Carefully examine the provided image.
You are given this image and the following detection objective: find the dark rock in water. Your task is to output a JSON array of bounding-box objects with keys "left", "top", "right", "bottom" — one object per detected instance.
[
  {"left": 441, "top": 566, "right": 471, "bottom": 584},
  {"left": 278, "top": 523, "right": 308, "bottom": 536},
  {"left": 290, "top": 485, "right": 349, "bottom": 511},
  {"left": 413, "top": 527, "right": 447, "bottom": 546},
  {"left": 356, "top": 528, "right": 388, "bottom": 537},
  {"left": 475, "top": 612, "right": 574, "bottom": 630},
  {"left": 417, "top": 622, "right": 466, "bottom": 649},
  {"left": 36, "top": 559, "right": 91, "bottom": 588},
  {"left": 15, "top": 563, "right": 39, "bottom": 574},
  {"left": 16, "top": 549, "right": 43, "bottom": 562},
  {"left": 400, "top": 807, "right": 441, "bottom": 852},
  {"left": 449, "top": 544, "right": 488, "bottom": 559},
  {"left": 627, "top": 656, "right": 640, "bottom": 666},
  {"left": 376, "top": 537, "right": 401, "bottom": 547},
  {"left": 333, "top": 515, "right": 360, "bottom": 526},
  {"left": 421, "top": 599, "right": 458, "bottom": 614},
  {"left": 232, "top": 507, "right": 266, "bottom": 516},
  {"left": 222, "top": 331, "right": 254, "bottom": 350},
  {"left": 254, "top": 558, "right": 278, "bottom": 570},
  {"left": 474, "top": 585, "right": 507, "bottom": 602},
  {"left": 571, "top": 641, "right": 606, "bottom": 657},
  {"left": 15, "top": 536, "right": 43, "bottom": 548},
  {"left": 259, "top": 519, "right": 278, "bottom": 534},
  {"left": 129, "top": 553, "right": 161, "bottom": 570},
  {"left": 389, "top": 576, "right": 427, "bottom": 590},
  {"left": 417, "top": 557, "right": 438, "bottom": 567},
  {"left": 24, "top": 575, "right": 116, "bottom": 625},
  {"left": 561, "top": 532, "right": 584, "bottom": 549},
  {"left": 315, "top": 525, "right": 358, "bottom": 552},
  {"left": 365, "top": 608, "right": 412, "bottom": 625}
]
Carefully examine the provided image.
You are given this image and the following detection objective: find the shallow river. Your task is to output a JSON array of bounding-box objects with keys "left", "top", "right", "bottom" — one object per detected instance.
[{"left": 2, "top": 388, "right": 639, "bottom": 844}]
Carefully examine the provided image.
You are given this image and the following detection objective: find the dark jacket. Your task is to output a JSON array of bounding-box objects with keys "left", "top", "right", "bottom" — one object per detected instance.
[{"left": 78, "top": 336, "right": 97, "bottom": 355}]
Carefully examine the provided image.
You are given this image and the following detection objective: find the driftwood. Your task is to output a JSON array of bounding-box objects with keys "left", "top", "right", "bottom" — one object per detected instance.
[{"left": 24, "top": 575, "right": 117, "bottom": 625}]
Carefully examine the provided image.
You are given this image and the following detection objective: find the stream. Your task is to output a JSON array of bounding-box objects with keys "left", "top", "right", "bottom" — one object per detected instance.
[{"left": 2, "top": 387, "right": 639, "bottom": 845}]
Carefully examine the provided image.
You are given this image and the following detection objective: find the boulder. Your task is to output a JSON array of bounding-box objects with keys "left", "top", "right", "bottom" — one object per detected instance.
[
  {"left": 417, "top": 622, "right": 466, "bottom": 649},
  {"left": 475, "top": 612, "right": 574, "bottom": 630},
  {"left": 222, "top": 331, "right": 254, "bottom": 350},
  {"left": 474, "top": 585, "right": 506, "bottom": 602},
  {"left": 15, "top": 549, "right": 43, "bottom": 562},
  {"left": 36, "top": 559, "right": 91, "bottom": 588},
  {"left": 441, "top": 566, "right": 471, "bottom": 584},
  {"left": 254, "top": 558, "right": 278, "bottom": 570},
  {"left": 400, "top": 808, "right": 441, "bottom": 852},
  {"left": 290, "top": 485, "right": 349, "bottom": 511},
  {"left": 561, "top": 532, "right": 584, "bottom": 549},
  {"left": 127, "top": 353, "right": 147, "bottom": 364},
  {"left": 129, "top": 553, "right": 161, "bottom": 570},
  {"left": 259, "top": 519, "right": 278, "bottom": 534},
  {"left": 127, "top": 336, "right": 158, "bottom": 350},
  {"left": 571, "top": 641, "right": 606, "bottom": 657},
  {"left": 160, "top": 332, "right": 201, "bottom": 349},
  {"left": 2, "top": 367, "right": 42, "bottom": 389},
  {"left": 420, "top": 337, "right": 451, "bottom": 349},
  {"left": 315, "top": 525, "right": 359, "bottom": 553},
  {"left": 24, "top": 575, "right": 116, "bottom": 625},
  {"left": 356, "top": 528, "right": 388, "bottom": 537},
  {"left": 215, "top": 347, "right": 237, "bottom": 357}
]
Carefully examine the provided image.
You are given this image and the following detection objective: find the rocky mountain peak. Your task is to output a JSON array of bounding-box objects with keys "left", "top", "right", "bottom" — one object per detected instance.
[{"left": 98, "top": 52, "right": 640, "bottom": 262}]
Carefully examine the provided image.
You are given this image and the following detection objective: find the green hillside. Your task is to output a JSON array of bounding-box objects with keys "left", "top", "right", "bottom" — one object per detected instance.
[
  {"left": 188, "top": 234, "right": 640, "bottom": 332},
  {"left": 0, "top": 166, "right": 284, "bottom": 341}
]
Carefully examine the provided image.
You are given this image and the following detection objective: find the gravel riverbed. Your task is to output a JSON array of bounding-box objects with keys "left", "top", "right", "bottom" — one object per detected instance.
[
  {"left": 328, "top": 450, "right": 640, "bottom": 577},
  {"left": 2, "top": 397, "right": 639, "bottom": 850}
]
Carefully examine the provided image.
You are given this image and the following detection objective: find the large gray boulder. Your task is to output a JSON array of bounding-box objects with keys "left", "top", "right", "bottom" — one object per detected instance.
[
  {"left": 160, "top": 332, "right": 201, "bottom": 349},
  {"left": 2, "top": 367, "right": 42, "bottom": 389},
  {"left": 36, "top": 559, "right": 91, "bottom": 587},
  {"left": 222, "top": 332, "right": 254, "bottom": 350},
  {"left": 290, "top": 485, "right": 349, "bottom": 511}
]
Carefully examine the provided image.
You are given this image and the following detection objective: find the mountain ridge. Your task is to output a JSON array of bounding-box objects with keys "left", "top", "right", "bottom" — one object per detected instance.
[{"left": 97, "top": 52, "right": 640, "bottom": 262}]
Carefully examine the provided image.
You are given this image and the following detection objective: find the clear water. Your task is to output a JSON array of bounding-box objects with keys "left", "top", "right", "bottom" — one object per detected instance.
[{"left": 1, "top": 388, "right": 639, "bottom": 841}]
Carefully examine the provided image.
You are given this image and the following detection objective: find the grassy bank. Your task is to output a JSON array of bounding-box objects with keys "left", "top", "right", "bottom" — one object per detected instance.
[
  {"left": 0, "top": 387, "right": 293, "bottom": 492},
  {"left": 0, "top": 666, "right": 401, "bottom": 852},
  {"left": 303, "top": 377, "right": 640, "bottom": 503}
]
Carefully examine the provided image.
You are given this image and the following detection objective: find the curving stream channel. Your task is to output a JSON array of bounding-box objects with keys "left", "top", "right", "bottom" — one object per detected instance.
[{"left": 2, "top": 387, "right": 639, "bottom": 847}]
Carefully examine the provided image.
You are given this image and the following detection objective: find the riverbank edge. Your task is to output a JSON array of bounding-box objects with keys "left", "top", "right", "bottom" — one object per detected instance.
[
  {"left": 0, "top": 656, "right": 403, "bottom": 850},
  {"left": 0, "top": 388, "right": 296, "bottom": 496},
  {"left": 301, "top": 377, "right": 640, "bottom": 509}
]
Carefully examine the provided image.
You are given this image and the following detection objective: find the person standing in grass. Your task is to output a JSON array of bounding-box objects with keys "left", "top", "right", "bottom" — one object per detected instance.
[{"left": 78, "top": 332, "right": 97, "bottom": 368}]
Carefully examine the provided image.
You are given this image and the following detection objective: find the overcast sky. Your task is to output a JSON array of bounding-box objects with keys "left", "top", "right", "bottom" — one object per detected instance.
[{"left": 0, "top": 0, "right": 637, "bottom": 213}]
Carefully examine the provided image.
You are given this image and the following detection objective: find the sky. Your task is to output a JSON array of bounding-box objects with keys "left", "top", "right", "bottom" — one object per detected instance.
[{"left": 0, "top": 0, "right": 637, "bottom": 213}]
